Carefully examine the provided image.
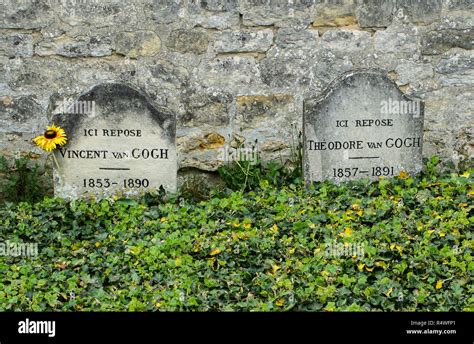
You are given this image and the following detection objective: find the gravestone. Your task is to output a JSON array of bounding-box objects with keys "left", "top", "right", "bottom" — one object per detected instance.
[
  {"left": 52, "top": 83, "right": 177, "bottom": 199},
  {"left": 304, "top": 70, "right": 424, "bottom": 182}
]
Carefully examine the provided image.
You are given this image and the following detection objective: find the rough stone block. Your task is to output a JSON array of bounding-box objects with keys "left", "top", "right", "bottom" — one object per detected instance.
[{"left": 213, "top": 29, "right": 274, "bottom": 53}]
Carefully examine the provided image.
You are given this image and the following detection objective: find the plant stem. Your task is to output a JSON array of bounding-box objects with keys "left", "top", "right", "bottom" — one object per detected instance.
[{"left": 51, "top": 152, "right": 60, "bottom": 171}]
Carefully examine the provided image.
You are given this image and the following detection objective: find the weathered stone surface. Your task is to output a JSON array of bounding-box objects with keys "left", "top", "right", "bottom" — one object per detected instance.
[
  {"left": 198, "top": 132, "right": 226, "bottom": 150},
  {"left": 53, "top": 0, "right": 138, "bottom": 28},
  {"left": 0, "top": 0, "right": 54, "bottom": 29},
  {"left": 114, "top": 31, "right": 161, "bottom": 58},
  {"left": 52, "top": 83, "right": 177, "bottom": 199},
  {"left": 394, "top": 60, "right": 434, "bottom": 85},
  {"left": 0, "top": 33, "right": 34, "bottom": 57},
  {"left": 421, "top": 28, "right": 473, "bottom": 55},
  {"left": 311, "top": 48, "right": 354, "bottom": 87},
  {"left": 5, "top": 59, "right": 66, "bottom": 93},
  {"left": 240, "top": 0, "right": 315, "bottom": 27},
  {"left": 166, "top": 29, "right": 209, "bottom": 54},
  {"left": 357, "top": 0, "right": 445, "bottom": 28},
  {"left": 188, "top": 0, "right": 238, "bottom": 12},
  {"left": 304, "top": 71, "right": 424, "bottom": 182},
  {"left": 180, "top": 88, "right": 232, "bottom": 127},
  {"left": 454, "top": 127, "right": 474, "bottom": 169},
  {"left": 150, "top": 60, "right": 189, "bottom": 88},
  {"left": 235, "top": 94, "right": 294, "bottom": 128},
  {"left": 321, "top": 29, "right": 372, "bottom": 54},
  {"left": 234, "top": 94, "right": 297, "bottom": 164},
  {"left": 275, "top": 27, "right": 319, "bottom": 48},
  {"left": 35, "top": 35, "right": 113, "bottom": 57},
  {"left": 191, "top": 12, "right": 240, "bottom": 29},
  {"left": 260, "top": 46, "right": 318, "bottom": 89},
  {"left": 423, "top": 86, "right": 473, "bottom": 167},
  {"left": 356, "top": 0, "right": 395, "bottom": 28},
  {"left": 436, "top": 49, "right": 474, "bottom": 86},
  {"left": 177, "top": 131, "right": 225, "bottom": 153},
  {"left": 261, "top": 140, "right": 289, "bottom": 152},
  {"left": 198, "top": 55, "right": 262, "bottom": 89},
  {"left": 144, "top": 0, "right": 185, "bottom": 24},
  {"left": 213, "top": 29, "right": 274, "bottom": 53},
  {"left": 397, "top": 0, "right": 443, "bottom": 25},
  {"left": 436, "top": 50, "right": 474, "bottom": 74},
  {"left": 312, "top": 1, "right": 357, "bottom": 27},
  {"left": 177, "top": 130, "right": 227, "bottom": 171},
  {"left": 443, "top": 0, "right": 474, "bottom": 11},
  {"left": 0, "top": 95, "right": 44, "bottom": 132},
  {"left": 187, "top": 0, "right": 239, "bottom": 28},
  {"left": 374, "top": 25, "right": 420, "bottom": 55}
]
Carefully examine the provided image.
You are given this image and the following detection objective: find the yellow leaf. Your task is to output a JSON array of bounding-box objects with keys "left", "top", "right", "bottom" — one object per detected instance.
[
  {"left": 55, "top": 262, "right": 68, "bottom": 269},
  {"left": 357, "top": 263, "right": 365, "bottom": 271},
  {"left": 390, "top": 244, "right": 403, "bottom": 253},
  {"left": 439, "top": 232, "right": 446, "bottom": 237},
  {"left": 244, "top": 223, "right": 251, "bottom": 229},
  {"left": 398, "top": 170, "right": 409, "bottom": 179},
  {"left": 385, "top": 288, "right": 393, "bottom": 297},
  {"left": 95, "top": 242, "right": 101, "bottom": 248},
  {"left": 351, "top": 204, "right": 360, "bottom": 210},
  {"left": 155, "top": 302, "right": 162, "bottom": 308},
  {"left": 233, "top": 222, "right": 240, "bottom": 228},
  {"left": 160, "top": 217, "right": 167, "bottom": 222},
  {"left": 460, "top": 171, "right": 470, "bottom": 178},
  {"left": 459, "top": 203, "right": 468, "bottom": 208},
  {"left": 435, "top": 280, "right": 443, "bottom": 289},
  {"left": 375, "top": 261, "right": 387, "bottom": 269},
  {"left": 339, "top": 227, "right": 352, "bottom": 237},
  {"left": 275, "top": 298, "right": 285, "bottom": 307},
  {"left": 365, "top": 266, "right": 374, "bottom": 272},
  {"left": 210, "top": 248, "right": 221, "bottom": 256},
  {"left": 271, "top": 265, "right": 280, "bottom": 274},
  {"left": 357, "top": 210, "right": 363, "bottom": 216},
  {"left": 309, "top": 223, "right": 316, "bottom": 229}
]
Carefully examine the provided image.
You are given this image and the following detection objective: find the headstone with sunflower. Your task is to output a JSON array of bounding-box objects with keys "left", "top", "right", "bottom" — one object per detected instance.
[{"left": 36, "top": 83, "right": 177, "bottom": 199}]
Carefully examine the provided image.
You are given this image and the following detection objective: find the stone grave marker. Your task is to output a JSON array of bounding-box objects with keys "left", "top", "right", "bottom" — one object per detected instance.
[
  {"left": 52, "top": 83, "right": 177, "bottom": 199},
  {"left": 303, "top": 70, "right": 424, "bottom": 183}
]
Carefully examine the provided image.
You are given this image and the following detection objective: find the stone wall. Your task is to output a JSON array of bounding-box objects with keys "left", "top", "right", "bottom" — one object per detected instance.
[{"left": 1, "top": 0, "right": 473, "bottom": 178}]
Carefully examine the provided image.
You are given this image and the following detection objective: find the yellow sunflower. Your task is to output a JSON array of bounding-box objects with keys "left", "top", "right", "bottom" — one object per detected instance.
[{"left": 34, "top": 124, "right": 67, "bottom": 152}]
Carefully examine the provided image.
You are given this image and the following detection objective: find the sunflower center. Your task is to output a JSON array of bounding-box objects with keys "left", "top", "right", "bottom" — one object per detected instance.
[{"left": 44, "top": 130, "right": 57, "bottom": 139}]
